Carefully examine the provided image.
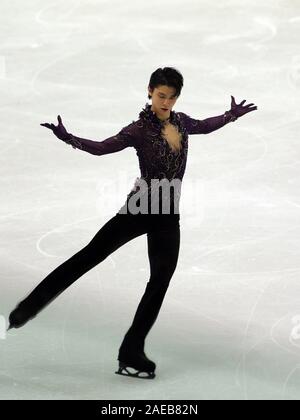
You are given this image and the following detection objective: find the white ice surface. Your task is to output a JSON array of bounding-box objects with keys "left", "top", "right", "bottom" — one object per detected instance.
[{"left": 1, "top": 0, "right": 300, "bottom": 400}]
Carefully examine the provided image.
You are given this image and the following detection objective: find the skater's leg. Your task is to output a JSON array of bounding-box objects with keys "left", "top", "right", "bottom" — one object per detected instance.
[
  {"left": 9, "top": 214, "right": 147, "bottom": 328},
  {"left": 119, "top": 222, "right": 180, "bottom": 350}
]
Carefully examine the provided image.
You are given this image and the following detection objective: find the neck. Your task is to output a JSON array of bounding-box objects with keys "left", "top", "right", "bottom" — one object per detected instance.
[{"left": 150, "top": 105, "right": 171, "bottom": 122}]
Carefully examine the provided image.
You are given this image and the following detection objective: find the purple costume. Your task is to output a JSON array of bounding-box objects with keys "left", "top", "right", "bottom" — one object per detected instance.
[{"left": 63, "top": 103, "right": 236, "bottom": 214}]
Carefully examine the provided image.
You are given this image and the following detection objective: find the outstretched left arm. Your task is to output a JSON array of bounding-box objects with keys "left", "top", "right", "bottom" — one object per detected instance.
[{"left": 178, "top": 96, "right": 258, "bottom": 135}]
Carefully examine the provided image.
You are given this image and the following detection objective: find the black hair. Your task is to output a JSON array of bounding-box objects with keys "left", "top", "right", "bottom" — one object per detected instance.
[{"left": 147, "top": 67, "right": 184, "bottom": 100}]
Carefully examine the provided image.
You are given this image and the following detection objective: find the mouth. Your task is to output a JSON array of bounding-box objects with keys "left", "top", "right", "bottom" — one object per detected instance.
[{"left": 161, "top": 108, "right": 169, "bottom": 112}]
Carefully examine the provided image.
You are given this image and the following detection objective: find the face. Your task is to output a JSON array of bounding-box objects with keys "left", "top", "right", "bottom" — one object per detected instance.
[{"left": 148, "top": 85, "right": 178, "bottom": 121}]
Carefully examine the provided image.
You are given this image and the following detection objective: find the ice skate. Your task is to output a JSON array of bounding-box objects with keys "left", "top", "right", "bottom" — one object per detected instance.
[
  {"left": 8, "top": 303, "right": 37, "bottom": 330},
  {"left": 115, "top": 334, "right": 156, "bottom": 379},
  {"left": 115, "top": 361, "right": 156, "bottom": 379},
  {"left": 115, "top": 352, "right": 156, "bottom": 379}
]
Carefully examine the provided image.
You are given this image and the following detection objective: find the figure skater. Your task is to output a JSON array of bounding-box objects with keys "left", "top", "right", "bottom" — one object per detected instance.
[{"left": 8, "top": 67, "right": 257, "bottom": 379}]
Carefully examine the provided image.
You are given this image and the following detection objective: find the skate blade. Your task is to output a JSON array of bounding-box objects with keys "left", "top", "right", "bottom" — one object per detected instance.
[{"left": 115, "top": 364, "right": 155, "bottom": 379}]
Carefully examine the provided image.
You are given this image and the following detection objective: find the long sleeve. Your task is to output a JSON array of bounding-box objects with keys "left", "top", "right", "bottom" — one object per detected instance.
[
  {"left": 177, "top": 110, "right": 237, "bottom": 135},
  {"left": 61, "top": 122, "right": 137, "bottom": 155}
]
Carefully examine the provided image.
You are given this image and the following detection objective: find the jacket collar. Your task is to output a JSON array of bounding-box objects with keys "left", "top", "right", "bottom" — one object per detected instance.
[{"left": 139, "top": 102, "right": 176, "bottom": 127}]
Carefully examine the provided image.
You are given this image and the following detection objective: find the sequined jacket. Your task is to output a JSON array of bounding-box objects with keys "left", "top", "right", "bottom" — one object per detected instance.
[{"left": 63, "top": 103, "right": 237, "bottom": 214}]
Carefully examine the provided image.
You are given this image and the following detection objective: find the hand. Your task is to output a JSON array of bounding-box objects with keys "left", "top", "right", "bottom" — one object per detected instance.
[
  {"left": 40, "top": 115, "right": 72, "bottom": 141},
  {"left": 229, "top": 96, "right": 257, "bottom": 118}
]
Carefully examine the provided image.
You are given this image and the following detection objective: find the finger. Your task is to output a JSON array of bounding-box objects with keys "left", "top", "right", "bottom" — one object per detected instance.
[
  {"left": 57, "top": 115, "right": 62, "bottom": 124},
  {"left": 245, "top": 103, "right": 254, "bottom": 107},
  {"left": 40, "top": 123, "right": 52, "bottom": 129},
  {"left": 246, "top": 106, "right": 257, "bottom": 113},
  {"left": 231, "top": 95, "right": 236, "bottom": 103},
  {"left": 239, "top": 100, "right": 246, "bottom": 105}
]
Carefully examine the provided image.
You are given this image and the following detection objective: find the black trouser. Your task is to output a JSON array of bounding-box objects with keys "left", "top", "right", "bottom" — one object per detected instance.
[{"left": 16, "top": 212, "right": 181, "bottom": 346}]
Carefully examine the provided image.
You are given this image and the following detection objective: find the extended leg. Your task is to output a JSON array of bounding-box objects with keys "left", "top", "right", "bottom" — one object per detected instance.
[{"left": 8, "top": 214, "right": 147, "bottom": 329}]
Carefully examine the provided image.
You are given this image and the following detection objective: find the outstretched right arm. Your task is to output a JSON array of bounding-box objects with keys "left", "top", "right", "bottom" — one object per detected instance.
[
  {"left": 62, "top": 126, "right": 135, "bottom": 155},
  {"left": 40, "top": 115, "right": 136, "bottom": 156}
]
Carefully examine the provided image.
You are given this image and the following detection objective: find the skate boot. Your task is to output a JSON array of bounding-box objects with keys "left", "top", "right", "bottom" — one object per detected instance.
[
  {"left": 8, "top": 303, "right": 37, "bottom": 330},
  {"left": 115, "top": 334, "right": 156, "bottom": 379}
]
